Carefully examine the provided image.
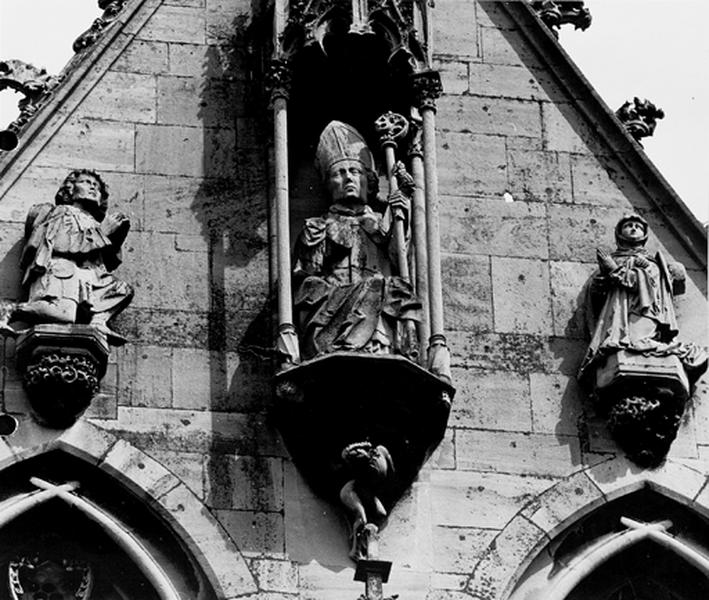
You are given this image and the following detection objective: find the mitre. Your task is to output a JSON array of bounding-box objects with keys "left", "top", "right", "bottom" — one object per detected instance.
[{"left": 315, "top": 121, "right": 375, "bottom": 179}]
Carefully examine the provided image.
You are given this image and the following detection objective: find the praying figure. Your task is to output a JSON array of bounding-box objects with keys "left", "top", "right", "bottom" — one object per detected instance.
[
  {"left": 579, "top": 214, "right": 707, "bottom": 383},
  {"left": 0, "top": 169, "right": 133, "bottom": 344},
  {"left": 293, "top": 120, "right": 420, "bottom": 361}
]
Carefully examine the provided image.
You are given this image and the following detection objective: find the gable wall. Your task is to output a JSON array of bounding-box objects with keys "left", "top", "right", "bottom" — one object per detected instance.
[{"left": 0, "top": 0, "right": 706, "bottom": 598}]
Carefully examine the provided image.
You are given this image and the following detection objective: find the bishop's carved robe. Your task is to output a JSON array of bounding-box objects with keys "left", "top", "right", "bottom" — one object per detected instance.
[{"left": 293, "top": 204, "right": 420, "bottom": 361}]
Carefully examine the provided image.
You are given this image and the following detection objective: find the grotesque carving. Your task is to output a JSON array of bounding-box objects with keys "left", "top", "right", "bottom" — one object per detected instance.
[
  {"left": 73, "top": 0, "right": 128, "bottom": 53},
  {"left": 0, "top": 169, "right": 133, "bottom": 342},
  {"left": 615, "top": 97, "right": 665, "bottom": 144},
  {"left": 293, "top": 120, "right": 420, "bottom": 360},
  {"left": 530, "top": 0, "right": 592, "bottom": 36},
  {"left": 579, "top": 214, "right": 707, "bottom": 465},
  {"left": 0, "top": 60, "right": 61, "bottom": 151},
  {"left": 340, "top": 442, "right": 395, "bottom": 560},
  {"left": 0, "top": 170, "right": 132, "bottom": 428}
]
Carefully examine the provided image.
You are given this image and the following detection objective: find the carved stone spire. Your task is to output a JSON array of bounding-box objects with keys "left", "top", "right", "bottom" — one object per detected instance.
[
  {"left": 530, "top": 0, "right": 592, "bottom": 37},
  {"left": 615, "top": 97, "right": 665, "bottom": 144}
]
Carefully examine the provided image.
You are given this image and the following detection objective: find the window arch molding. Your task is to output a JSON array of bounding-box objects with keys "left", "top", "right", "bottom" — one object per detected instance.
[
  {"left": 0, "top": 420, "right": 258, "bottom": 599},
  {"left": 466, "top": 456, "right": 709, "bottom": 600}
]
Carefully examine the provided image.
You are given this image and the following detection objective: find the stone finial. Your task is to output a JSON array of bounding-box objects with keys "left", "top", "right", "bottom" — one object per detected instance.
[
  {"left": 530, "top": 0, "right": 592, "bottom": 36},
  {"left": 0, "top": 60, "right": 61, "bottom": 151},
  {"left": 73, "top": 1, "right": 127, "bottom": 53},
  {"left": 615, "top": 97, "right": 665, "bottom": 144}
]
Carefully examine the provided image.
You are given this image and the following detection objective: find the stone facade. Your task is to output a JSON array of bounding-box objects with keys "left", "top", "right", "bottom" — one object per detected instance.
[{"left": 0, "top": 1, "right": 706, "bottom": 599}]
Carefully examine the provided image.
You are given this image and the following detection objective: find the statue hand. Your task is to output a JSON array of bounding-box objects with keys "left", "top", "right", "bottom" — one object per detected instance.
[
  {"left": 634, "top": 255, "right": 650, "bottom": 269},
  {"left": 596, "top": 248, "right": 617, "bottom": 273},
  {"left": 393, "top": 161, "right": 415, "bottom": 197}
]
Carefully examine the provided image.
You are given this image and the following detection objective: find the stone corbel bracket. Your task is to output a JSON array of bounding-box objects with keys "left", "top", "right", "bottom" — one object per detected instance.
[
  {"left": 615, "top": 97, "right": 665, "bottom": 144},
  {"left": 0, "top": 60, "right": 62, "bottom": 151},
  {"left": 15, "top": 325, "right": 110, "bottom": 429},
  {"left": 530, "top": 0, "right": 592, "bottom": 36},
  {"left": 73, "top": 0, "right": 128, "bottom": 53}
]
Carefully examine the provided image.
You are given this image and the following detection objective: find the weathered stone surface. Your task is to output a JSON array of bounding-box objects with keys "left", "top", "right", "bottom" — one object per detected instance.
[
  {"left": 93, "top": 406, "right": 287, "bottom": 456},
  {"left": 448, "top": 331, "right": 549, "bottom": 373},
  {"left": 172, "top": 347, "right": 213, "bottom": 409},
  {"left": 433, "top": 527, "right": 499, "bottom": 574},
  {"left": 0, "top": 166, "right": 68, "bottom": 223},
  {"left": 542, "top": 101, "right": 605, "bottom": 155},
  {"left": 570, "top": 154, "right": 631, "bottom": 207},
  {"left": 37, "top": 118, "right": 135, "bottom": 172},
  {"left": 479, "top": 26, "right": 538, "bottom": 67},
  {"left": 451, "top": 367, "right": 531, "bottom": 431},
  {"left": 135, "top": 124, "right": 236, "bottom": 177},
  {"left": 520, "top": 471, "right": 604, "bottom": 537},
  {"left": 507, "top": 149, "right": 572, "bottom": 202},
  {"left": 440, "top": 196, "right": 548, "bottom": 258},
  {"left": 137, "top": 5, "right": 206, "bottom": 44},
  {"left": 429, "top": 428, "right": 456, "bottom": 470},
  {"left": 549, "top": 260, "right": 597, "bottom": 338},
  {"left": 430, "top": 573, "right": 469, "bottom": 592},
  {"left": 429, "top": 470, "right": 552, "bottom": 529},
  {"left": 438, "top": 132, "right": 507, "bottom": 197},
  {"left": 118, "top": 345, "right": 173, "bottom": 408},
  {"left": 100, "top": 438, "right": 181, "bottom": 499},
  {"left": 586, "top": 457, "right": 707, "bottom": 504},
  {"left": 157, "top": 75, "right": 241, "bottom": 126},
  {"left": 442, "top": 254, "right": 493, "bottom": 332},
  {"left": 466, "top": 515, "right": 546, "bottom": 600},
  {"left": 149, "top": 449, "right": 205, "bottom": 499},
  {"left": 491, "top": 257, "right": 552, "bottom": 335},
  {"left": 438, "top": 95, "right": 542, "bottom": 138},
  {"left": 456, "top": 430, "right": 581, "bottom": 476},
  {"left": 216, "top": 509, "right": 285, "bottom": 556},
  {"left": 82, "top": 72, "right": 157, "bottom": 123},
  {"left": 206, "top": 455, "right": 284, "bottom": 511},
  {"left": 157, "top": 483, "right": 258, "bottom": 597},
  {"left": 142, "top": 175, "right": 209, "bottom": 234},
  {"left": 251, "top": 559, "right": 298, "bottom": 593},
  {"left": 469, "top": 63, "right": 546, "bottom": 100},
  {"left": 122, "top": 230, "right": 210, "bottom": 310},
  {"left": 547, "top": 203, "right": 618, "bottom": 262},
  {"left": 529, "top": 372, "right": 582, "bottom": 435},
  {"left": 435, "top": 60, "right": 470, "bottom": 95},
  {"left": 432, "top": 0, "right": 478, "bottom": 57}
]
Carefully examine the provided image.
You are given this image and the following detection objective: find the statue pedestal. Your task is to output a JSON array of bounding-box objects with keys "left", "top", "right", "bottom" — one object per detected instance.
[
  {"left": 16, "top": 324, "right": 110, "bottom": 429},
  {"left": 593, "top": 350, "right": 691, "bottom": 466}
]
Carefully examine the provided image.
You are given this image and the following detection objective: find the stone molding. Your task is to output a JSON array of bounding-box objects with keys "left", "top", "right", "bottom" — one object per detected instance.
[
  {"left": 466, "top": 456, "right": 709, "bottom": 600},
  {"left": 0, "top": 420, "right": 258, "bottom": 599}
]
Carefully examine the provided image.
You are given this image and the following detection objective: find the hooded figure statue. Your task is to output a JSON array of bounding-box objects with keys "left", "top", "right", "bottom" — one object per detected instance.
[
  {"left": 579, "top": 214, "right": 707, "bottom": 383},
  {"left": 292, "top": 120, "right": 420, "bottom": 360}
]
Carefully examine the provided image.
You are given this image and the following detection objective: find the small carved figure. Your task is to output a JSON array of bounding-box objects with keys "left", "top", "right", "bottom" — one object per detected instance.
[
  {"left": 293, "top": 120, "right": 420, "bottom": 360},
  {"left": 339, "top": 441, "right": 395, "bottom": 560},
  {"left": 0, "top": 169, "right": 133, "bottom": 344},
  {"left": 580, "top": 214, "right": 706, "bottom": 379},
  {"left": 615, "top": 97, "right": 664, "bottom": 143}
]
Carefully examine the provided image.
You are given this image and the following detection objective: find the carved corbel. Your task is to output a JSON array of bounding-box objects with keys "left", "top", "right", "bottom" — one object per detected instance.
[
  {"left": 0, "top": 60, "right": 61, "bottom": 151},
  {"left": 73, "top": 0, "right": 127, "bottom": 53},
  {"left": 615, "top": 97, "right": 665, "bottom": 144},
  {"left": 410, "top": 69, "right": 443, "bottom": 112},
  {"left": 530, "top": 0, "right": 592, "bottom": 36}
]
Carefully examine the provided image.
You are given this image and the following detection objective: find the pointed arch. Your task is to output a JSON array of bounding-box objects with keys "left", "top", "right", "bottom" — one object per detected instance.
[
  {"left": 0, "top": 420, "right": 258, "bottom": 599},
  {"left": 466, "top": 456, "right": 709, "bottom": 600}
]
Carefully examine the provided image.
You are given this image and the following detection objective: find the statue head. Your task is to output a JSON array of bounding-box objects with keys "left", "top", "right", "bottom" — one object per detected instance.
[
  {"left": 55, "top": 169, "right": 109, "bottom": 221},
  {"left": 615, "top": 213, "right": 648, "bottom": 248},
  {"left": 315, "top": 121, "right": 379, "bottom": 207}
]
